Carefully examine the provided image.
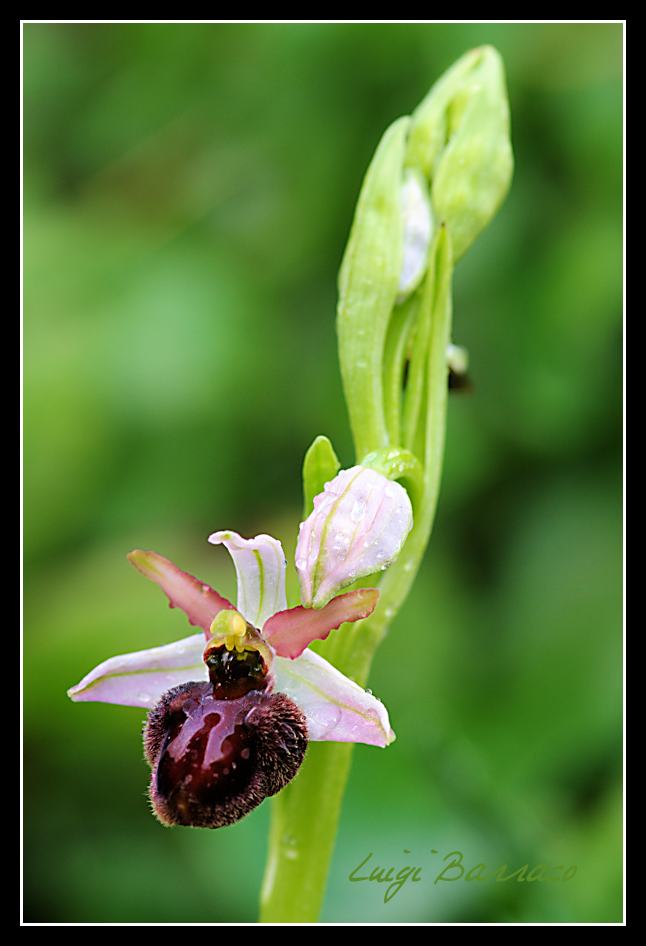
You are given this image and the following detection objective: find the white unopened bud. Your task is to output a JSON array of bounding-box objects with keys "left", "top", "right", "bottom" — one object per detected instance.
[
  {"left": 397, "top": 169, "right": 434, "bottom": 303},
  {"left": 296, "top": 466, "right": 413, "bottom": 609}
]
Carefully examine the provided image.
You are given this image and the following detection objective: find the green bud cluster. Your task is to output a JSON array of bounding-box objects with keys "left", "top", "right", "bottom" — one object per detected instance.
[{"left": 334, "top": 46, "right": 513, "bottom": 467}]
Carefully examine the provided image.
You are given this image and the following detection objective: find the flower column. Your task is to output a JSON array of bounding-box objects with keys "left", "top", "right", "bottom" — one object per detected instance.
[{"left": 260, "top": 46, "right": 513, "bottom": 923}]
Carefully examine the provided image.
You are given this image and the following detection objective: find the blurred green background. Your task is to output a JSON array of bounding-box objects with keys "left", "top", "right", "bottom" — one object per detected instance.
[{"left": 23, "top": 22, "right": 623, "bottom": 923}]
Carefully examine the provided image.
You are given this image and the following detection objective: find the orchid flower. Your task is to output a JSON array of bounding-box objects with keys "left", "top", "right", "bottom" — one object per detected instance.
[{"left": 68, "top": 466, "right": 413, "bottom": 829}]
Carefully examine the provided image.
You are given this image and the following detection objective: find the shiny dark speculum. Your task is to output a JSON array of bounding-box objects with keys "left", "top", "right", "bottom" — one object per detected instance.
[
  {"left": 144, "top": 682, "right": 308, "bottom": 828},
  {"left": 205, "top": 646, "right": 268, "bottom": 699}
]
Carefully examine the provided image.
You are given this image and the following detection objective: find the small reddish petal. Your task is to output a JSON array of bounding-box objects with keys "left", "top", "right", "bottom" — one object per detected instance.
[
  {"left": 128, "top": 549, "right": 234, "bottom": 636},
  {"left": 263, "top": 589, "right": 380, "bottom": 659}
]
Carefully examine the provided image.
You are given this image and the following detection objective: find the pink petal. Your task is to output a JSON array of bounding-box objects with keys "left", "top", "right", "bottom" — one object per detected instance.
[
  {"left": 128, "top": 549, "right": 234, "bottom": 636},
  {"left": 207, "top": 531, "right": 287, "bottom": 629},
  {"left": 67, "top": 634, "right": 208, "bottom": 708},
  {"left": 272, "top": 649, "right": 395, "bottom": 747},
  {"left": 263, "top": 589, "right": 380, "bottom": 659},
  {"left": 295, "top": 466, "right": 413, "bottom": 608}
]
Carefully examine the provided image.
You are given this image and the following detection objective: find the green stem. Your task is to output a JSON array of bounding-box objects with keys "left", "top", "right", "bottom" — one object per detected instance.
[
  {"left": 259, "top": 233, "right": 453, "bottom": 923},
  {"left": 402, "top": 234, "right": 439, "bottom": 451},
  {"left": 383, "top": 295, "right": 418, "bottom": 445}
]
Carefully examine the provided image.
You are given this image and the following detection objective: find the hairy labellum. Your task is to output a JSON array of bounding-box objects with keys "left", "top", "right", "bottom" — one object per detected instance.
[{"left": 144, "top": 682, "right": 308, "bottom": 828}]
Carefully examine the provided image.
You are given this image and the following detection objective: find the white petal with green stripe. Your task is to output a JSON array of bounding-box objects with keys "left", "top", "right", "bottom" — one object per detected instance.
[
  {"left": 273, "top": 648, "right": 394, "bottom": 746},
  {"left": 67, "top": 633, "right": 207, "bottom": 708},
  {"left": 208, "top": 530, "right": 287, "bottom": 629}
]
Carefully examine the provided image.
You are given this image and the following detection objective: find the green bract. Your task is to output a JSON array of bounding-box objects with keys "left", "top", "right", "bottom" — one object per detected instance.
[
  {"left": 337, "top": 116, "right": 410, "bottom": 460},
  {"left": 302, "top": 434, "right": 341, "bottom": 518}
]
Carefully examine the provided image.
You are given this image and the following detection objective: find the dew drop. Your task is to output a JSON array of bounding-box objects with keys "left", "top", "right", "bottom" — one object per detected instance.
[{"left": 350, "top": 500, "right": 366, "bottom": 523}]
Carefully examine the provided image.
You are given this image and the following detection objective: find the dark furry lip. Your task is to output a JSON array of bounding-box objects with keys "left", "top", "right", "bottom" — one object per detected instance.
[{"left": 144, "top": 681, "right": 308, "bottom": 829}]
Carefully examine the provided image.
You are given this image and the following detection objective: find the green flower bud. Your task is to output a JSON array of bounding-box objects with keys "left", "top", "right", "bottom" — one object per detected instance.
[{"left": 406, "top": 45, "right": 513, "bottom": 261}]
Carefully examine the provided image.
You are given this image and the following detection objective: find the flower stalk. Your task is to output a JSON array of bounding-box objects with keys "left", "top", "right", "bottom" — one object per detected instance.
[{"left": 260, "top": 46, "right": 512, "bottom": 923}]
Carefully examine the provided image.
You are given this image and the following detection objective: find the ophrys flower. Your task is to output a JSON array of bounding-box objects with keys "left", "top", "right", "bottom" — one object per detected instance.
[{"left": 68, "top": 467, "right": 413, "bottom": 829}]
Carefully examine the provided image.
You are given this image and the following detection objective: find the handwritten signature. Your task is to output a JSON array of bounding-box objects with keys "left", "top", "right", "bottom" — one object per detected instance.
[{"left": 348, "top": 850, "right": 578, "bottom": 903}]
